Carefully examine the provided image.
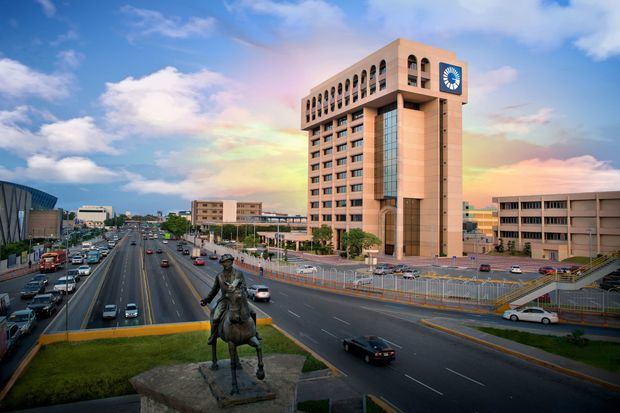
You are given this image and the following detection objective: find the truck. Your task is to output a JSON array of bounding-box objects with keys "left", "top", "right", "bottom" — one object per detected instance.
[
  {"left": 39, "top": 250, "right": 67, "bottom": 273},
  {"left": 191, "top": 248, "right": 201, "bottom": 259},
  {"left": 81, "top": 242, "right": 92, "bottom": 252},
  {"left": 87, "top": 250, "right": 100, "bottom": 264},
  {"left": 0, "top": 293, "right": 10, "bottom": 317}
]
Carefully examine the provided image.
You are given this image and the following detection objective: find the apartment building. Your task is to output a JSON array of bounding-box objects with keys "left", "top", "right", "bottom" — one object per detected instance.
[
  {"left": 191, "top": 200, "right": 262, "bottom": 227},
  {"left": 463, "top": 202, "right": 497, "bottom": 238},
  {"left": 493, "top": 191, "right": 620, "bottom": 260},
  {"left": 76, "top": 205, "right": 114, "bottom": 227},
  {"left": 301, "top": 38, "right": 468, "bottom": 258}
]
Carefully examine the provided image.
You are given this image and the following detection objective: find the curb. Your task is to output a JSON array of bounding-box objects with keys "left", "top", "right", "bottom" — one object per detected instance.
[
  {"left": 0, "top": 343, "right": 40, "bottom": 402},
  {"left": 367, "top": 393, "right": 399, "bottom": 413},
  {"left": 270, "top": 323, "right": 343, "bottom": 378},
  {"left": 420, "top": 319, "right": 620, "bottom": 393}
]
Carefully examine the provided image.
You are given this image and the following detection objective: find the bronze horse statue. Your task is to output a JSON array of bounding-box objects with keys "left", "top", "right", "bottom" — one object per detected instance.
[{"left": 210, "top": 278, "right": 265, "bottom": 394}]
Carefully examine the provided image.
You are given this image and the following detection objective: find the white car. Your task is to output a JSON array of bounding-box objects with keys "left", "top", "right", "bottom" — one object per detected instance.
[
  {"left": 102, "top": 304, "right": 117, "bottom": 320},
  {"left": 54, "top": 276, "right": 77, "bottom": 294},
  {"left": 502, "top": 307, "right": 559, "bottom": 324},
  {"left": 402, "top": 269, "right": 420, "bottom": 279},
  {"left": 125, "top": 303, "right": 139, "bottom": 318},
  {"left": 510, "top": 265, "right": 523, "bottom": 274},
  {"left": 71, "top": 256, "right": 83, "bottom": 265},
  {"left": 247, "top": 285, "right": 271, "bottom": 302},
  {"left": 78, "top": 265, "right": 91, "bottom": 276},
  {"left": 162, "top": 240, "right": 168, "bottom": 244},
  {"left": 296, "top": 265, "right": 318, "bottom": 274}
]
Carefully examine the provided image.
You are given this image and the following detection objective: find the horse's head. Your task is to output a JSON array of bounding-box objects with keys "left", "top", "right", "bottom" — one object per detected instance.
[{"left": 225, "top": 279, "right": 248, "bottom": 324}]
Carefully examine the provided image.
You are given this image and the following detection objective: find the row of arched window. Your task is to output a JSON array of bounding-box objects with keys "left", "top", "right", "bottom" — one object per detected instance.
[{"left": 305, "top": 55, "right": 431, "bottom": 122}]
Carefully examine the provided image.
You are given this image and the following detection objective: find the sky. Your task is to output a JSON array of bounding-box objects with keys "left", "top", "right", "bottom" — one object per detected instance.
[{"left": 0, "top": 0, "right": 619, "bottom": 215}]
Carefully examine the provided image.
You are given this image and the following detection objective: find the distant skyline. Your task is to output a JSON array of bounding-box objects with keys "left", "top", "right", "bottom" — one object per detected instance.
[{"left": 1, "top": 0, "right": 619, "bottom": 214}]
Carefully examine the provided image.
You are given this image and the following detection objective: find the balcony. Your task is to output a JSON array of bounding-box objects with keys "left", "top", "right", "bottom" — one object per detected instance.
[{"left": 420, "top": 70, "right": 430, "bottom": 79}]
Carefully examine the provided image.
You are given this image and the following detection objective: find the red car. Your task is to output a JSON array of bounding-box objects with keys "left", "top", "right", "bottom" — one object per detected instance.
[
  {"left": 479, "top": 264, "right": 491, "bottom": 272},
  {"left": 146, "top": 249, "right": 154, "bottom": 255},
  {"left": 539, "top": 266, "right": 556, "bottom": 275},
  {"left": 160, "top": 259, "right": 169, "bottom": 268},
  {"left": 193, "top": 258, "right": 205, "bottom": 266}
]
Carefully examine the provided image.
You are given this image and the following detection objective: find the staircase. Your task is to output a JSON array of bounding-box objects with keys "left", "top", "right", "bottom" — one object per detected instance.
[{"left": 495, "top": 252, "right": 620, "bottom": 310}]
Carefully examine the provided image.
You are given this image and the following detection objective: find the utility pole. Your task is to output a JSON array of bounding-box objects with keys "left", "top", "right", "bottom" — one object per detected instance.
[
  {"left": 587, "top": 227, "right": 593, "bottom": 267},
  {"left": 65, "top": 231, "right": 69, "bottom": 340}
]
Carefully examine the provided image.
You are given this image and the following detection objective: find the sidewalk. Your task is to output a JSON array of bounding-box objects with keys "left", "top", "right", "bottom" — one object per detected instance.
[
  {"left": 0, "top": 266, "right": 38, "bottom": 282},
  {"left": 422, "top": 317, "right": 620, "bottom": 392}
]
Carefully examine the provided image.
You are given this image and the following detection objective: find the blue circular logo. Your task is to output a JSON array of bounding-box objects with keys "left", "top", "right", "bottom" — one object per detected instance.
[{"left": 442, "top": 66, "right": 461, "bottom": 91}]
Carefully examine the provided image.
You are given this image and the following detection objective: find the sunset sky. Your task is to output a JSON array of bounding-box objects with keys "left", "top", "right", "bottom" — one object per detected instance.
[{"left": 1, "top": 0, "right": 619, "bottom": 214}]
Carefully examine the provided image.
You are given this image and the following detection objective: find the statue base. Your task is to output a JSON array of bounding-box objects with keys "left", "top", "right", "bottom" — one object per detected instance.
[{"left": 130, "top": 354, "right": 305, "bottom": 413}]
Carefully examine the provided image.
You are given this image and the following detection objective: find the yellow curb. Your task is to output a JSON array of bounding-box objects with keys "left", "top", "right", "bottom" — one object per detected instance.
[
  {"left": 420, "top": 319, "right": 620, "bottom": 393},
  {"left": 0, "top": 343, "right": 40, "bottom": 402},
  {"left": 270, "top": 323, "right": 342, "bottom": 377},
  {"left": 367, "top": 393, "right": 399, "bottom": 413}
]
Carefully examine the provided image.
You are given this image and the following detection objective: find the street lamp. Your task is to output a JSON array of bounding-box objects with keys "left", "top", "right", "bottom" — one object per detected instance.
[{"left": 587, "top": 227, "right": 593, "bottom": 267}]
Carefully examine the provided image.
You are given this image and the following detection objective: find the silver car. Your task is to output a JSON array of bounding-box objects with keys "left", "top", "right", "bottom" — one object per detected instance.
[
  {"left": 247, "top": 285, "right": 271, "bottom": 302},
  {"left": 9, "top": 309, "right": 37, "bottom": 335},
  {"left": 102, "top": 304, "right": 117, "bottom": 320},
  {"left": 125, "top": 303, "right": 139, "bottom": 318}
]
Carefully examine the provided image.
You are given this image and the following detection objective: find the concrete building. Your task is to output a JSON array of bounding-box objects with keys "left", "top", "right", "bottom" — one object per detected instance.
[
  {"left": 493, "top": 191, "right": 620, "bottom": 261},
  {"left": 302, "top": 38, "right": 468, "bottom": 259},
  {"left": 463, "top": 202, "right": 497, "bottom": 238},
  {"left": 28, "top": 209, "right": 64, "bottom": 239},
  {"left": 191, "top": 200, "right": 262, "bottom": 227},
  {"left": 76, "top": 205, "right": 114, "bottom": 227},
  {"left": 177, "top": 210, "right": 192, "bottom": 221}
]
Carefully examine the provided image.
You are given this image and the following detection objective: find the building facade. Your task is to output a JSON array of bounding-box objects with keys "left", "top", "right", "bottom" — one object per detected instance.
[
  {"left": 28, "top": 209, "right": 64, "bottom": 239},
  {"left": 463, "top": 201, "right": 497, "bottom": 238},
  {"left": 493, "top": 191, "right": 620, "bottom": 261},
  {"left": 301, "top": 38, "right": 468, "bottom": 259},
  {"left": 76, "top": 205, "right": 114, "bottom": 227},
  {"left": 191, "top": 200, "right": 262, "bottom": 227}
]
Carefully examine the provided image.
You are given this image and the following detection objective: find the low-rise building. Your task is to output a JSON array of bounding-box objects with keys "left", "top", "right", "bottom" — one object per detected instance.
[
  {"left": 191, "top": 200, "right": 262, "bottom": 228},
  {"left": 76, "top": 205, "right": 114, "bottom": 227},
  {"left": 463, "top": 202, "right": 497, "bottom": 238},
  {"left": 28, "top": 209, "right": 64, "bottom": 239}
]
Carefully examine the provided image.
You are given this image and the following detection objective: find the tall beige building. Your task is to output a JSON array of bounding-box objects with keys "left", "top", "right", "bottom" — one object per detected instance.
[
  {"left": 493, "top": 191, "right": 620, "bottom": 260},
  {"left": 301, "top": 38, "right": 468, "bottom": 259},
  {"left": 191, "top": 200, "right": 262, "bottom": 228}
]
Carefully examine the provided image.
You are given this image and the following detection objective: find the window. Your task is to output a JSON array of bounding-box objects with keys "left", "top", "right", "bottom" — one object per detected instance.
[
  {"left": 311, "top": 163, "right": 319, "bottom": 171},
  {"left": 521, "top": 201, "right": 541, "bottom": 209},
  {"left": 324, "top": 123, "right": 333, "bottom": 132},
  {"left": 500, "top": 217, "right": 517, "bottom": 224},
  {"left": 336, "top": 214, "right": 346, "bottom": 221},
  {"left": 310, "top": 215, "right": 319, "bottom": 221},
  {"left": 522, "top": 231, "right": 542, "bottom": 239},
  {"left": 370, "top": 84, "right": 376, "bottom": 94},
  {"left": 379, "top": 60, "right": 386, "bottom": 75},
  {"left": 312, "top": 127, "right": 320, "bottom": 136},
  {"left": 545, "top": 217, "right": 567, "bottom": 225},
  {"left": 336, "top": 186, "right": 346, "bottom": 193},
  {"left": 351, "top": 124, "right": 363, "bottom": 133},
  {"left": 323, "top": 134, "right": 332, "bottom": 143},
  {"left": 311, "top": 151, "right": 320, "bottom": 159},
  {"left": 351, "top": 184, "right": 363, "bottom": 192},
  {"left": 322, "top": 214, "right": 332, "bottom": 222},
  {"left": 500, "top": 231, "right": 518, "bottom": 238},
  {"left": 336, "top": 171, "right": 347, "bottom": 179},
  {"left": 408, "top": 75, "right": 417, "bottom": 87},
  {"left": 323, "top": 160, "right": 333, "bottom": 168},
  {"left": 310, "top": 202, "right": 319, "bottom": 208},
  {"left": 545, "top": 232, "right": 567, "bottom": 241},
  {"left": 336, "top": 200, "right": 346, "bottom": 207},
  {"left": 379, "top": 80, "right": 386, "bottom": 91},
  {"left": 323, "top": 174, "right": 332, "bottom": 181},
  {"left": 351, "top": 169, "right": 363, "bottom": 177},
  {"left": 351, "top": 139, "right": 363, "bottom": 148},
  {"left": 337, "top": 130, "right": 348, "bottom": 138},
  {"left": 545, "top": 200, "right": 567, "bottom": 209},
  {"left": 323, "top": 187, "right": 332, "bottom": 195},
  {"left": 522, "top": 216, "right": 541, "bottom": 225},
  {"left": 311, "top": 138, "right": 320, "bottom": 146},
  {"left": 352, "top": 154, "right": 363, "bottom": 162},
  {"left": 338, "top": 116, "right": 347, "bottom": 126},
  {"left": 323, "top": 147, "right": 333, "bottom": 155},
  {"left": 337, "top": 143, "right": 347, "bottom": 152},
  {"left": 336, "top": 157, "right": 347, "bottom": 166},
  {"left": 500, "top": 202, "right": 519, "bottom": 210},
  {"left": 310, "top": 189, "right": 319, "bottom": 196},
  {"left": 370, "top": 65, "right": 376, "bottom": 80},
  {"left": 408, "top": 55, "right": 417, "bottom": 70},
  {"left": 323, "top": 201, "right": 332, "bottom": 208},
  {"left": 352, "top": 110, "right": 363, "bottom": 120},
  {"left": 421, "top": 58, "right": 429, "bottom": 73},
  {"left": 350, "top": 214, "right": 363, "bottom": 222},
  {"left": 350, "top": 199, "right": 363, "bottom": 207},
  {"left": 311, "top": 176, "right": 319, "bottom": 184}
]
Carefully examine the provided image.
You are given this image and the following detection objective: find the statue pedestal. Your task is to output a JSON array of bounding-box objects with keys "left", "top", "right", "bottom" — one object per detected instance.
[{"left": 130, "top": 354, "right": 305, "bottom": 413}]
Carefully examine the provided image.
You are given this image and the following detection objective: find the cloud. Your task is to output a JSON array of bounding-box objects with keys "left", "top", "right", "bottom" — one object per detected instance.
[
  {"left": 366, "top": 0, "right": 620, "bottom": 60},
  {"left": 121, "top": 5, "right": 216, "bottom": 40},
  {"left": 0, "top": 155, "right": 121, "bottom": 184},
  {"left": 464, "top": 155, "right": 620, "bottom": 207},
  {"left": 469, "top": 66, "right": 518, "bottom": 102},
  {"left": 57, "top": 49, "right": 84, "bottom": 69},
  {"left": 50, "top": 29, "right": 78, "bottom": 47},
  {"left": 36, "top": 0, "right": 56, "bottom": 17},
  {"left": 490, "top": 107, "right": 554, "bottom": 134},
  {"left": 0, "top": 57, "right": 70, "bottom": 100},
  {"left": 231, "top": 0, "right": 344, "bottom": 31}
]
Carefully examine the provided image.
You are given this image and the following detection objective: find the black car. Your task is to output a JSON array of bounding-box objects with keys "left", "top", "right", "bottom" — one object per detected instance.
[
  {"left": 208, "top": 253, "right": 218, "bottom": 260},
  {"left": 600, "top": 276, "right": 620, "bottom": 291},
  {"left": 156, "top": 249, "right": 163, "bottom": 254},
  {"left": 130, "top": 241, "right": 137, "bottom": 246},
  {"left": 21, "top": 281, "right": 46, "bottom": 299},
  {"left": 176, "top": 245, "right": 184, "bottom": 251},
  {"left": 183, "top": 249, "right": 190, "bottom": 255},
  {"left": 67, "top": 269, "right": 81, "bottom": 282},
  {"left": 342, "top": 336, "right": 395, "bottom": 364},
  {"left": 27, "top": 293, "right": 57, "bottom": 318},
  {"left": 31, "top": 274, "right": 49, "bottom": 286}
]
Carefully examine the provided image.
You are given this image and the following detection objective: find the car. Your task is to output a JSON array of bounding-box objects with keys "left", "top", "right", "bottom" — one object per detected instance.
[
  {"left": 27, "top": 293, "right": 57, "bottom": 318},
  {"left": 342, "top": 336, "right": 395, "bottom": 364},
  {"left": 161, "top": 259, "right": 170, "bottom": 268},
  {"left": 402, "top": 268, "right": 420, "bottom": 279},
  {"left": 208, "top": 254, "right": 218, "bottom": 260},
  {"left": 9, "top": 309, "right": 37, "bottom": 335},
  {"left": 162, "top": 240, "right": 168, "bottom": 244},
  {"left": 156, "top": 249, "right": 163, "bottom": 254},
  {"left": 503, "top": 307, "right": 558, "bottom": 324},
  {"left": 176, "top": 245, "right": 184, "bottom": 251},
  {"left": 6, "top": 322, "right": 22, "bottom": 355},
  {"left": 146, "top": 249, "right": 154, "bottom": 254},
  {"left": 509, "top": 265, "right": 522, "bottom": 274},
  {"left": 373, "top": 263, "right": 394, "bottom": 275},
  {"left": 600, "top": 276, "right": 620, "bottom": 291},
  {"left": 479, "top": 264, "right": 491, "bottom": 272},
  {"left": 125, "top": 303, "right": 139, "bottom": 318},
  {"left": 31, "top": 274, "right": 49, "bottom": 286},
  {"left": 247, "top": 285, "right": 270, "bottom": 302},
  {"left": 183, "top": 249, "right": 190, "bottom": 255},
  {"left": 99, "top": 248, "right": 110, "bottom": 257},
  {"left": 21, "top": 281, "right": 46, "bottom": 299},
  {"left": 71, "top": 255, "right": 84, "bottom": 265},
  {"left": 296, "top": 265, "right": 318, "bottom": 274},
  {"left": 539, "top": 266, "right": 556, "bottom": 275},
  {"left": 67, "top": 269, "right": 81, "bottom": 282},
  {"left": 392, "top": 264, "right": 409, "bottom": 274},
  {"left": 77, "top": 265, "right": 91, "bottom": 276},
  {"left": 193, "top": 258, "right": 205, "bottom": 266},
  {"left": 143, "top": 236, "right": 148, "bottom": 240},
  {"left": 102, "top": 304, "right": 118, "bottom": 320},
  {"left": 46, "top": 289, "right": 64, "bottom": 305},
  {"left": 54, "top": 276, "right": 77, "bottom": 294},
  {"left": 130, "top": 241, "right": 137, "bottom": 246}
]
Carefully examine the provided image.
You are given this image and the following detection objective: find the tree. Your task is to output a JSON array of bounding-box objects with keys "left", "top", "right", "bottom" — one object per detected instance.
[
  {"left": 523, "top": 242, "right": 532, "bottom": 257},
  {"left": 243, "top": 234, "right": 259, "bottom": 248},
  {"left": 312, "top": 225, "right": 333, "bottom": 254},
  {"left": 104, "top": 215, "right": 126, "bottom": 228},
  {"left": 342, "top": 228, "right": 382, "bottom": 258},
  {"left": 496, "top": 238, "right": 505, "bottom": 253},
  {"left": 161, "top": 214, "right": 190, "bottom": 239},
  {"left": 63, "top": 211, "right": 76, "bottom": 220},
  {"left": 508, "top": 240, "right": 516, "bottom": 255}
]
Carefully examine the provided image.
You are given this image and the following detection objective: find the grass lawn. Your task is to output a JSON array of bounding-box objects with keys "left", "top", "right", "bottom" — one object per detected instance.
[
  {"left": 2, "top": 325, "right": 326, "bottom": 411},
  {"left": 561, "top": 256, "right": 590, "bottom": 264},
  {"left": 476, "top": 327, "right": 620, "bottom": 373}
]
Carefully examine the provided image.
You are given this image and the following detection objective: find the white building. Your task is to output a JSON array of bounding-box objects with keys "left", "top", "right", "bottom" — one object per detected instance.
[{"left": 77, "top": 205, "right": 114, "bottom": 227}]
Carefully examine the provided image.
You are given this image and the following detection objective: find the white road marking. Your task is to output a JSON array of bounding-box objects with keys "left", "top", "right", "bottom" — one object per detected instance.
[
  {"left": 269, "top": 299, "right": 275, "bottom": 303},
  {"left": 321, "top": 328, "right": 338, "bottom": 339},
  {"left": 379, "top": 336, "right": 403, "bottom": 349},
  {"left": 288, "top": 310, "right": 301, "bottom": 318},
  {"left": 279, "top": 292, "right": 289, "bottom": 297},
  {"left": 333, "top": 316, "right": 350, "bottom": 325},
  {"left": 304, "top": 303, "right": 315, "bottom": 309},
  {"left": 176, "top": 310, "right": 181, "bottom": 318},
  {"left": 300, "top": 333, "right": 318, "bottom": 344},
  {"left": 445, "top": 368, "right": 486, "bottom": 387},
  {"left": 405, "top": 374, "right": 443, "bottom": 396},
  {"left": 171, "top": 298, "right": 176, "bottom": 305}
]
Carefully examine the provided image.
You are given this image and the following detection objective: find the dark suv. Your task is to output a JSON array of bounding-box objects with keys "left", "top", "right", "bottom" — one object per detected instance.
[
  {"left": 479, "top": 264, "right": 491, "bottom": 272},
  {"left": 27, "top": 294, "right": 57, "bottom": 318},
  {"left": 21, "top": 281, "right": 45, "bottom": 299}
]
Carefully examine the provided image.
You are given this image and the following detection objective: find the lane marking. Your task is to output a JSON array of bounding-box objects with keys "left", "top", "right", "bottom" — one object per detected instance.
[
  {"left": 304, "top": 303, "right": 315, "bottom": 309},
  {"left": 321, "top": 328, "right": 338, "bottom": 339},
  {"left": 300, "top": 332, "right": 318, "bottom": 344},
  {"left": 171, "top": 298, "right": 176, "bottom": 305},
  {"left": 445, "top": 367, "right": 486, "bottom": 387},
  {"left": 404, "top": 374, "right": 443, "bottom": 396},
  {"left": 288, "top": 310, "right": 301, "bottom": 318},
  {"left": 176, "top": 310, "right": 181, "bottom": 318},
  {"left": 279, "top": 292, "right": 289, "bottom": 297},
  {"left": 333, "top": 316, "right": 350, "bottom": 325},
  {"left": 379, "top": 336, "right": 403, "bottom": 349}
]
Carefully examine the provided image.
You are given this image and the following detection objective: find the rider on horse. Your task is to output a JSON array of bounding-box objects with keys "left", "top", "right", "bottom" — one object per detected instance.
[{"left": 200, "top": 253, "right": 261, "bottom": 345}]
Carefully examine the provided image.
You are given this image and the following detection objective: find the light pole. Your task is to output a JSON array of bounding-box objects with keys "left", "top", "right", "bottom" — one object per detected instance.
[
  {"left": 65, "top": 231, "right": 69, "bottom": 339},
  {"left": 587, "top": 227, "right": 593, "bottom": 267}
]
